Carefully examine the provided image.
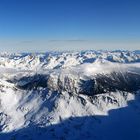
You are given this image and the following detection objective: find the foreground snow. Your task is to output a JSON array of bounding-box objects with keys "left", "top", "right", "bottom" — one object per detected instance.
[{"left": 0, "top": 50, "right": 140, "bottom": 140}]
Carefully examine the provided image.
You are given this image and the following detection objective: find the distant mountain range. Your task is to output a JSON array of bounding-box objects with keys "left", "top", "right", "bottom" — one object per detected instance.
[{"left": 0, "top": 50, "right": 140, "bottom": 140}]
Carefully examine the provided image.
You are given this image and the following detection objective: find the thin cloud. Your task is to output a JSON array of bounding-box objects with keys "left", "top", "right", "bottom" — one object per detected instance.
[{"left": 48, "top": 40, "right": 88, "bottom": 42}]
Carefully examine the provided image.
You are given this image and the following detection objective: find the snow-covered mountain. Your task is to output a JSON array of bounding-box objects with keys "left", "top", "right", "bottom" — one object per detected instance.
[{"left": 0, "top": 50, "right": 140, "bottom": 140}]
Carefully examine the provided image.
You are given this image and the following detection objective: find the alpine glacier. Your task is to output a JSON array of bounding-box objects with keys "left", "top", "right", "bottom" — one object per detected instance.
[{"left": 0, "top": 50, "right": 140, "bottom": 140}]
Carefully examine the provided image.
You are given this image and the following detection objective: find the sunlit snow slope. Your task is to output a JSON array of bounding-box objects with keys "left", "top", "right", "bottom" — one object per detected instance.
[{"left": 0, "top": 50, "right": 140, "bottom": 140}]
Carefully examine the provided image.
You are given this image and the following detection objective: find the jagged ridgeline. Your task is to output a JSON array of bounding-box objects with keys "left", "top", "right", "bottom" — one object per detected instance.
[
  {"left": 1, "top": 51, "right": 140, "bottom": 139},
  {"left": 12, "top": 70, "right": 140, "bottom": 95}
]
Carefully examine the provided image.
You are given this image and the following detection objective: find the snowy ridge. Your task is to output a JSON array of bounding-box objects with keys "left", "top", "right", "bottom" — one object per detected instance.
[
  {"left": 0, "top": 50, "right": 140, "bottom": 140},
  {"left": 0, "top": 50, "right": 140, "bottom": 70}
]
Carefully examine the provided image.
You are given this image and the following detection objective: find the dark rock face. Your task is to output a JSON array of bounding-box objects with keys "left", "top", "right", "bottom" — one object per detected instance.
[
  {"left": 80, "top": 71, "right": 140, "bottom": 95},
  {"left": 14, "top": 74, "right": 49, "bottom": 90},
  {"left": 10, "top": 70, "right": 140, "bottom": 96}
]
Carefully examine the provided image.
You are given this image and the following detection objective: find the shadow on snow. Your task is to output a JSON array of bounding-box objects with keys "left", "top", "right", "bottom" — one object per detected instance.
[{"left": 0, "top": 94, "right": 140, "bottom": 140}]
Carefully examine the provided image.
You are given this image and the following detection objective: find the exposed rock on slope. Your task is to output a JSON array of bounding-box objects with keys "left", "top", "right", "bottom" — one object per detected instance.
[{"left": 0, "top": 50, "right": 140, "bottom": 140}]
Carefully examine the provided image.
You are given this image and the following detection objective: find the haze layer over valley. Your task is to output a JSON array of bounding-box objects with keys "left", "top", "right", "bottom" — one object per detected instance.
[{"left": 0, "top": 50, "right": 140, "bottom": 140}]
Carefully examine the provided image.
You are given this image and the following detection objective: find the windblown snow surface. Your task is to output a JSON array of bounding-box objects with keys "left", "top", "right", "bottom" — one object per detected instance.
[{"left": 0, "top": 50, "right": 140, "bottom": 140}]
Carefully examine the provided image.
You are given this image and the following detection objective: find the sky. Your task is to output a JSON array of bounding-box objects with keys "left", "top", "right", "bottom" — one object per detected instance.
[{"left": 0, "top": 0, "right": 140, "bottom": 52}]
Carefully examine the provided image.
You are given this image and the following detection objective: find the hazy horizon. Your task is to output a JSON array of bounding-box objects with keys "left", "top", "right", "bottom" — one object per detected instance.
[{"left": 0, "top": 39, "right": 140, "bottom": 52}]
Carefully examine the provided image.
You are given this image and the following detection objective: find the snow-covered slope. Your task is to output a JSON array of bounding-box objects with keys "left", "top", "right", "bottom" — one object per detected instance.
[{"left": 0, "top": 50, "right": 140, "bottom": 140}]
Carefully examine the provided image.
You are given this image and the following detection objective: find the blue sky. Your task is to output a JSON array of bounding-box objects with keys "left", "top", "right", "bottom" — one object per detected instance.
[{"left": 0, "top": 0, "right": 140, "bottom": 52}]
